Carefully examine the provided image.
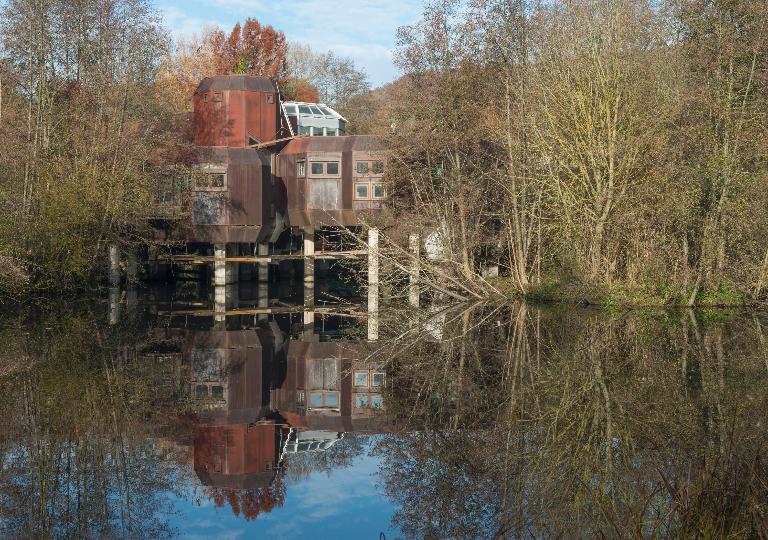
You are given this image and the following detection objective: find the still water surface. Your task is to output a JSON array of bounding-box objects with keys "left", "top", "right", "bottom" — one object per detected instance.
[{"left": 1, "top": 280, "right": 767, "bottom": 538}]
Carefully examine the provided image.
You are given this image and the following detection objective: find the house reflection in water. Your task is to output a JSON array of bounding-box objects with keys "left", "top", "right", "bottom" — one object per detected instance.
[{"left": 176, "top": 314, "right": 388, "bottom": 520}]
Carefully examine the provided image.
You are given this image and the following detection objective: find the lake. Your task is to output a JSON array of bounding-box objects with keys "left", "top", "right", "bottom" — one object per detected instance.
[{"left": 1, "top": 279, "right": 766, "bottom": 538}]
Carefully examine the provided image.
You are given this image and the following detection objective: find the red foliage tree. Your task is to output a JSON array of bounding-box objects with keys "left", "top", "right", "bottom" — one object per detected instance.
[{"left": 207, "top": 18, "right": 289, "bottom": 82}]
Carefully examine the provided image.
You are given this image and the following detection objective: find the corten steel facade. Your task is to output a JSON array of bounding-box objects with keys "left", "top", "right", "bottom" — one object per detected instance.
[
  {"left": 162, "top": 74, "right": 386, "bottom": 243},
  {"left": 194, "top": 75, "right": 281, "bottom": 147},
  {"left": 275, "top": 135, "right": 387, "bottom": 228}
]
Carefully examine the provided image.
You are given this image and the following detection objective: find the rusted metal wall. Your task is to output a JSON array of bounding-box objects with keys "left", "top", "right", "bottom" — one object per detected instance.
[
  {"left": 194, "top": 75, "right": 279, "bottom": 147},
  {"left": 275, "top": 135, "right": 386, "bottom": 228}
]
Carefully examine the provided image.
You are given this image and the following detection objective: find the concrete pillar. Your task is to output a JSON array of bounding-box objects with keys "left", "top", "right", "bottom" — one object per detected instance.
[
  {"left": 214, "top": 285, "right": 226, "bottom": 322},
  {"left": 126, "top": 251, "right": 138, "bottom": 285},
  {"left": 367, "top": 228, "right": 379, "bottom": 341},
  {"left": 213, "top": 243, "right": 237, "bottom": 286},
  {"left": 109, "top": 243, "right": 120, "bottom": 287},
  {"left": 108, "top": 287, "right": 120, "bottom": 325},
  {"left": 303, "top": 228, "right": 315, "bottom": 284},
  {"left": 258, "top": 243, "right": 269, "bottom": 282},
  {"left": 409, "top": 233, "right": 420, "bottom": 308}
]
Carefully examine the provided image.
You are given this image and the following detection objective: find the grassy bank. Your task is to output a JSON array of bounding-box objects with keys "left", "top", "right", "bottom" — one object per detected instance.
[{"left": 491, "top": 276, "right": 763, "bottom": 311}]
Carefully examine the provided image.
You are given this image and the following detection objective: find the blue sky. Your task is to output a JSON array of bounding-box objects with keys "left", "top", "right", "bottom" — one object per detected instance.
[
  {"left": 157, "top": 0, "right": 425, "bottom": 87},
  {"left": 167, "top": 445, "right": 401, "bottom": 539}
]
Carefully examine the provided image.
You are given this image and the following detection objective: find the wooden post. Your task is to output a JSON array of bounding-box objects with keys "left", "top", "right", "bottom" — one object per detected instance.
[
  {"left": 109, "top": 243, "right": 120, "bottom": 287},
  {"left": 409, "top": 233, "right": 420, "bottom": 307},
  {"left": 368, "top": 228, "right": 379, "bottom": 341}
]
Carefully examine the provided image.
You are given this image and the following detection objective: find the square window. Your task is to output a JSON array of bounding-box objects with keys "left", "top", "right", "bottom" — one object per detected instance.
[
  {"left": 372, "top": 373, "right": 385, "bottom": 387},
  {"left": 373, "top": 184, "right": 385, "bottom": 199},
  {"left": 355, "top": 184, "right": 369, "bottom": 199},
  {"left": 354, "top": 371, "right": 369, "bottom": 387},
  {"left": 326, "top": 162, "right": 339, "bottom": 175},
  {"left": 312, "top": 126, "right": 324, "bottom": 136},
  {"left": 196, "top": 175, "right": 208, "bottom": 189},
  {"left": 195, "top": 385, "right": 208, "bottom": 398},
  {"left": 299, "top": 105, "right": 312, "bottom": 115},
  {"left": 211, "top": 385, "right": 224, "bottom": 399},
  {"left": 325, "top": 392, "right": 339, "bottom": 407},
  {"left": 210, "top": 173, "right": 225, "bottom": 188},
  {"left": 356, "top": 162, "right": 369, "bottom": 174},
  {"left": 355, "top": 395, "right": 370, "bottom": 408},
  {"left": 373, "top": 161, "right": 384, "bottom": 174},
  {"left": 310, "top": 392, "right": 323, "bottom": 407},
  {"left": 371, "top": 395, "right": 384, "bottom": 409},
  {"left": 212, "top": 92, "right": 222, "bottom": 102},
  {"left": 311, "top": 162, "right": 324, "bottom": 175},
  {"left": 297, "top": 161, "right": 306, "bottom": 176}
]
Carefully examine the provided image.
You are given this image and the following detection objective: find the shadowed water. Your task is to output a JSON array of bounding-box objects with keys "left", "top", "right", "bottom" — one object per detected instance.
[{"left": 1, "top": 282, "right": 767, "bottom": 538}]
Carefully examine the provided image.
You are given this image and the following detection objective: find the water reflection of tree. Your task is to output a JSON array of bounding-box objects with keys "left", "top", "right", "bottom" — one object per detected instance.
[
  {"left": 0, "top": 304, "right": 192, "bottom": 538},
  {"left": 206, "top": 477, "right": 286, "bottom": 521},
  {"left": 372, "top": 304, "right": 768, "bottom": 538}
]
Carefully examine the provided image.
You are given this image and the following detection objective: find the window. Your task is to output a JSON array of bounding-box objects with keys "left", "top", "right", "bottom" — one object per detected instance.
[
  {"left": 371, "top": 395, "right": 384, "bottom": 409},
  {"left": 194, "top": 171, "right": 226, "bottom": 191},
  {"left": 326, "top": 128, "right": 337, "bottom": 136},
  {"left": 372, "top": 372, "right": 385, "bottom": 387},
  {"left": 354, "top": 371, "right": 369, "bottom": 387},
  {"left": 326, "top": 162, "right": 339, "bottom": 175},
  {"left": 299, "top": 105, "right": 312, "bottom": 115},
  {"left": 373, "top": 183, "right": 386, "bottom": 199},
  {"left": 309, "top": 105, "right": 324, "bottom": 115},
  {"left": 355, "top": 184, "right": 369, "bottom": 200},
  {"left": 299, "top": 126, "right": 311, "bottom": 136},
  {"left": 355, "top": 395, "right": 370, "bottom": 408},
  {"left": 284, "top": 104, "right": 297, "bottom": 115},
  {"left": 297, "top": 161, "right": 306, "bottom": 176},
  {"left": 204, "top": 93, "right": 208, "bottom": 103},
  {"left": 211, "top": 386, "right": 224, "bottom": 399},
  {"left": 195, "top": 385, "right": 208, "bottom": 398},
  {"left": 309, "top": 391, "right": 340, "bottom": 409},
  {"left": 356, "top": 162, "right": 369, "bottom": 174},
  {"left": 319, "top": 106, "right": 335, "bottom": 117},
  {"left": 296, "top": 390, "right": 305, "bottom": 406},
  {"left": 312, "top": 126, "right": 324, "bottom": 136},
  {"left": 311, "top": 162, "right": 324, "bottom": 175},
  {"left": 212, "top": 92, "right": 222, "bottom": 102},
  {"left": 373, "top": 161, "right": 384, "bottom": 174}
]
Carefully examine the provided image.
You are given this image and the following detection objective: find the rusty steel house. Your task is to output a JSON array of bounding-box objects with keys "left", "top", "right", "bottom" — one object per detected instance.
[{"left": 158, "top": 74, "right": 387, "bottom": 248}]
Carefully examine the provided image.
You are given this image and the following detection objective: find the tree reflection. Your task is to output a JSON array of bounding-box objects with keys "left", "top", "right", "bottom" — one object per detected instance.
[
  {"left": 0, "top": 304, "right": 191, "bottom": 538},
  {"left": 372, "top": 305, "right": 768, "bottom": 538}
]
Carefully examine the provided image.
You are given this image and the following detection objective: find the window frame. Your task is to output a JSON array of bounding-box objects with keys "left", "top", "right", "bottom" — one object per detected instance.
[
  {"left": 297, "top": 160, "right": 306, "bottom": 177},
  {"left": 192, "top": 165, "right": 228, "bottom": 192}
]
